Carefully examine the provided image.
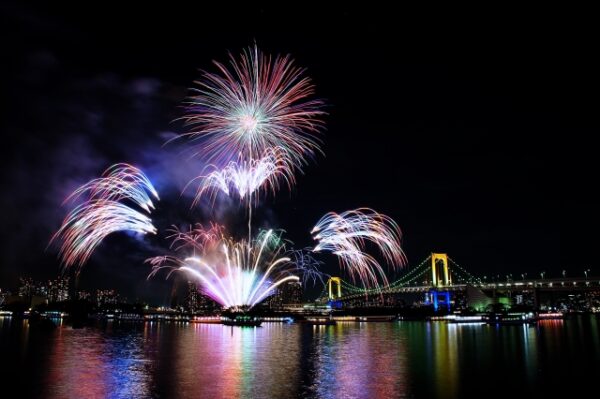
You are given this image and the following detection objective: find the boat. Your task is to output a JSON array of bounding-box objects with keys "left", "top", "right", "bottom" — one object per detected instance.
[
  {"left": 535, "top": 312, "right": 565, "bottom": 320},
  {"left": 445, "top": 315, "right": 485, "bottom": 324},
  {"left": 221, "top": 314, "right": 262, "bottom": 327},
  {"left": 297, "top": 317, "right": 337, "bottom": 326},
  {"left": 355, "top": 315, "right": 397, "bottom": 322},
  {"left": 486, "top": 312, "right": 535, "bottom": 325},
  {"left": 190, "top": 316, "right": 222, "bottom": 324}
]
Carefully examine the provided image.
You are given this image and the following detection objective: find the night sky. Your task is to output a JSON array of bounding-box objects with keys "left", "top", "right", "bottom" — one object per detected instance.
[{"left": 0, "top": 4, "right": 588, "bottom": 303}]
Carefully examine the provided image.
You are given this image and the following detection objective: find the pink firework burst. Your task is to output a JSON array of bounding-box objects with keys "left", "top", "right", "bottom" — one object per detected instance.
[{"left": 179, "top": 45, "right": 326, "bottom": 169}]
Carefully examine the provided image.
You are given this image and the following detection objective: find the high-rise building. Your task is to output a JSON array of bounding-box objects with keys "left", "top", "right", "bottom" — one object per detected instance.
[
  {"left": 284, "top": 281, "right": 303, "bottom": 304},
  {"left": 57, "top": 277, "right": 69, "bottom": 302},
  {"left": 267, "top": 281, "right": 303, "bottom": 309},
  {"left": 186, "top": 282, "right": 216, "bottom": 312},
  {"left": 47, "top": 277, "right": 69, "bottom": 303},
  {"left": 18, "top": 277, "right": 35, "bottom": 298},
  {"left": 16, "top": 276, "right": 69, "bottom": 304},
  {"left": 186, "top": 281, "right": 200, "bottom": 312},
  {"left": 18, "top": 277, "right": 48, "bottom": 298}
]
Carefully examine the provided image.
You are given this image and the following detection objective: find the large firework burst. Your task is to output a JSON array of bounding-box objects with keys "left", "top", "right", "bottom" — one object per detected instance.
[
  {"left": 147, "top": 225, "right": 300, "bottom": 309},
  {"left": 179, "top": 45, "right": 325, "bottom": 170}
]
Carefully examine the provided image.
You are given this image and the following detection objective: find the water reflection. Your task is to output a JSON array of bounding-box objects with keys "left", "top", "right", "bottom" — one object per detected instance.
[
  {"left": 1, "top": 316, "right": 599, "bottom": 398},
  {"left": 309, "top": 323, "right": 410, "bottom": 398},
  {"left": 148, "top": 322, "right": 303, "bottom": 398},
  {"left": 43, "top": 322, "right": 152, "bottom": 398},
  {"left": 433, "top": 323, "right": 458, "bottom": 398}
]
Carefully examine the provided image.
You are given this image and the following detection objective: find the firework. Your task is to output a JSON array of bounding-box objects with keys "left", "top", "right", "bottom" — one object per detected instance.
[
  {"left": 48, "top": 46, "right": 409, "bottom": 307},
  {"left": 178, "top": 45, "right": 325, "bottom": 170},
  {"left": 65, "top": 163, "right": 159, "bottom": 212},
  {"left": 147, "top": 226, "right": 299, "bottom": 309},
  {"left": 187, "top": 146, "right": 295, "bottom": 207},
  {"left": 52, "top": 201, "right": 156, "bottom": 269},
  {"left": 51, "top": 164, "right": 158, "bottom": 269},
  {"left": 165, "top": 223, "right": 224, "bottom": 253},
  {"left": 311, "top": 208, "right": 406, "bottom": 288},
  {"left": 290, "top": 248, "right": 328, "bottom": 287}
]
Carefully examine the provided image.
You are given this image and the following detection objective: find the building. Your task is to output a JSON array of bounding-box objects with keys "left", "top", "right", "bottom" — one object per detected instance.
[
  {"left": 96, "top": 289, "right": 118, "bottom": 307},
  {"left": 284, "top": 281, "right": 303, "bottom": 305},
  {"left": 0, "top": 289, "right": 9, "bottom": 306},
  {"left": 267, "top": 281, "right": 303, "bottom": 309},
  {"left": 18, "top": 277, "right": 52, "bottom": 298},
  {"left": 186, "top": 282, "right": 200, "bottom": 312},
  {"left": 77, "top": 290, "right": 92, "bottom": 301},
  {"left": 18, "top": 276, "right": 70, "bottom": 303},
  {"left": 186, "top": 282, "right": 216, "bottom": 313},
  {"left": 515, "top": 294, "right": 523, "bottom": 305},
  {"left": 47, "top": 277, "right": 69, "bottom": 303},
  {"left": 18, "top": 277, "right": 35, "bottom": 298}
]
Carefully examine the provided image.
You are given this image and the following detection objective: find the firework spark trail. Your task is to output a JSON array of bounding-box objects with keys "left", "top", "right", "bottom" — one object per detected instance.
[
  {"left": 311, "top": 208, "right": 406, "bottom": 289},
  {"left": 290, "top": 248, "right": 328, "bottom": 287},
  {"left": 187, "top": 147, "right": 295, "bottom": 207},
  {"left": 52, "top": 201, "right": 157, "bottom": 269},
  {"left": 65, "top": 163, "right": 159, "bottom": 212},
  {"left": 178, "top": 45, "right": 325, "bottom": 171},
  {"left": 51, "top": 164, "right": 159, "bottom": 269},
  {"left": 147, "top": 226, "right": 299, "bottom": 309},
  {"left": 166, "top": 223, "right": 224, "bottom": 253}
]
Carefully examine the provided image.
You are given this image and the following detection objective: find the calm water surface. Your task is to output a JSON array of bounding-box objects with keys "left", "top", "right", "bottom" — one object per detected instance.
[{"left": 1, "top": 316, "right": 599, "bottom": 398}]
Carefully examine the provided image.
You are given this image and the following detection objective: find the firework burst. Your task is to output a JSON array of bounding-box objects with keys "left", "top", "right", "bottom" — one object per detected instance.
[
  {"left": 51, "top": 164, "right": 158, "bottom": 270},
  {"left": 147, "top": 226, "right": 299, "bottom": 309},
  {"left": 179, "top": 45, "right": 325, "bottom": 171},
  {"left": 187, "top": 146, "right": 295, "bottom": 207},
  {"left": 311, "top": 208, "right": 406, "bottom": 288},
  {"left": 64, "top": 163, "right": 159, "bottom": 212},
  {"left": 290, "top": 248, "right": 328, "bottom": 287}
]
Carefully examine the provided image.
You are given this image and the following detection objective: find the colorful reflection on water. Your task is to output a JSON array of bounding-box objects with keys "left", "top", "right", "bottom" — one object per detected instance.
[{"left": 1, "top": 316, "right": 599, "bottom": 398}]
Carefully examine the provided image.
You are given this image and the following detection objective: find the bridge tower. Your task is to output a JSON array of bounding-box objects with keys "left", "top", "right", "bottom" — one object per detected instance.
[
  {"left": 327, "top": 277, "right": 343, "bottom": 309},
  {"left": 427, "top": 253, "right": 452, "bottom": 311},
  {"left": 431, "top": 253, "right": 451, "bottom": 287},
  {"left": 328, "top": 277, "right": 342, "bottom": 300}
]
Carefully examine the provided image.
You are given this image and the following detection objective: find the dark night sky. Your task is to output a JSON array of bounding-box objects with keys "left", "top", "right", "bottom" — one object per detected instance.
[{"left": 0, "top": 4, "right": 592, "bottom": 303}]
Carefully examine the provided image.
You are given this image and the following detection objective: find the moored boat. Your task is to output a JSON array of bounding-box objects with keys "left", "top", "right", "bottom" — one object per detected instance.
[
  {"left": 536, "top": 312, "right": 565, "bottom": 321},
  {"left": 190, "top": 316, "right": 222, "bottom": 324},
  {"left": 486, "top": 312, "right": 535, "bottom": 325},
  {"left": 297, "top": 317, "right": 337, "bottom": 325},
  {"left": 221, "top": 314, "right": 262, "bottom": 327}
]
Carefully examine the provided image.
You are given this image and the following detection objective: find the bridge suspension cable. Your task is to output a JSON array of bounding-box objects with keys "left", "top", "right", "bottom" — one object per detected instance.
[
  {"left": 447, "top": 256, "right": 482, "bottom": 285},
  {"left": 388, "top": 255, "right": 433, "bottom": 287},
  {"left": 338, "top": 254, "right": 435, "bottom": 296},
  {"left": 322, "top": 254, "right": 483, "bottom": 300}
]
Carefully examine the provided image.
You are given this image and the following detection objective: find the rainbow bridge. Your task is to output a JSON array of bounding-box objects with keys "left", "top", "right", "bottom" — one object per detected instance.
[{"left": 318, "top": 253, "right": 600, "bottom": 311}]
